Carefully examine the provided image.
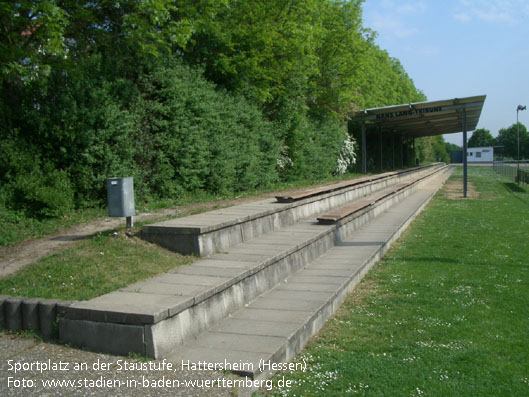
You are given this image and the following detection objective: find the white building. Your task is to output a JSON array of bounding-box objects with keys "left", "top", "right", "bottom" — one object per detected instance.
[{"left": 467, "top": 146, "right": 494, "bottom": 162}]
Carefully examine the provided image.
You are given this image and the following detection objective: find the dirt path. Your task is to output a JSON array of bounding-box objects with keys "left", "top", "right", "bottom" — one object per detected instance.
[
  {"left": 0, "top": 180, "right": 349, "bottom": 279},
  {"left": 440, "top": 177, "right": 479, "bottom": 199}
]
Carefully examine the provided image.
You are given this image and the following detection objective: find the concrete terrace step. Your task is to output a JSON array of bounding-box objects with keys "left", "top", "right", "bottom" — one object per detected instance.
[
  {"left": 166, "top": 169, "right": 453, "bottom": 379},
  {"left": 274, "top": 170, "right": 400, "bottom": 203},
  {"left": 59, "top": 165, "right": 450, "bottom": 359},
  {"left": 60, "top": 217, "right": 339, "bottom": 357},
  {"left": 141, "top": 164, "right": 444, "bottom": 256},
  {"left": 316, "top": 172, "right": 436, "bottom": 224}
]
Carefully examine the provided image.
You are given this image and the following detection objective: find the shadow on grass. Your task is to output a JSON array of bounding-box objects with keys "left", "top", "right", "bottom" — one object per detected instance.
[
  {"left": 503, "top": 182, "right": 527, "bottom": 193},
  {"left": 501, "top": 182, "right": 529, "bottom": 207},
  {"left": 397, "top": 257, "right": 529, "bottom": 270},
  {"left": 395, "top": 257, "right": 460, "bottom": 265}
]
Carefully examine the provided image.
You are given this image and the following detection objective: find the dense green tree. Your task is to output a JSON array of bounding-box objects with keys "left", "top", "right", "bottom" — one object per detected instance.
[
  {"left": 468, "top": 128, "right": 494, "bottom": 148},
  {"left": 416, "top": 135, "right": 449, "bottom": 164},
  {"left": 308, "top": 0, "right": 366, "bottom": 117},
  {"left": 496, "top": 123, "right": 528, "bottom": 160},
  {"left": 183, "top": 0, "right": 320, "bottom": 106},
  {"left": 445, "top": 142, "right": 462, "bottom": 152},
  {"left": 0, "top": 1, "right": 67, "bottom": 82},
  {"left": 1, "top": 0, "right": 431, "bottom": 218},
  {"left": 432, "top": 135, "right": 450, "bottom": 163}
]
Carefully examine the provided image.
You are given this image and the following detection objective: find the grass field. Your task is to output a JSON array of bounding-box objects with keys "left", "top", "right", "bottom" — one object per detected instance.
[
  {"left": 0, "top": 206, "right": 107, "bottom": 248},
  {"left": 261, "top": 166, "right": 529, "bottom": 396}
]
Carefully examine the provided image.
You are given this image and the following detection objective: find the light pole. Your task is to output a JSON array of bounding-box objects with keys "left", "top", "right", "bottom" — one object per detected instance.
[{"left": 517, "top": 105, "right": 526, "bottom": 184}]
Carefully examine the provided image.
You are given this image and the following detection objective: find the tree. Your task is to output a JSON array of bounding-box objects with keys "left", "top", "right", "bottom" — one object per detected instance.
[
  {"left": 1, "top": 0, "right": 430, "bottom": 218},
  {"left": 416, "top": 135, "right": 450, "bottom": 164},
  {"left": 468, "top": 128, "right": 494, "bottom": 148},
  {"left": 445, "top": 142, "right": 462, "bottom": 152},
  {"left": 0, "top": 2, "right": 67, "bottom": 83},
  {"left": 309, "top": 0, "right": 366, "bottom": 118},
  {"left": 496, "top": 123, "right": 528, "bottom": 160}
]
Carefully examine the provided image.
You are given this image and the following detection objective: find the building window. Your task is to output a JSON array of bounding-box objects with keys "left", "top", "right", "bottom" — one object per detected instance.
[{"left": 476, "top": 152, "right": 481, "bottom": 158}]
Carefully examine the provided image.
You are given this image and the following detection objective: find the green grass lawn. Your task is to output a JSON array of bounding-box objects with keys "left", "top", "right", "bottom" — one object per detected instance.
[{"left": 261, "top": 166, "right": 529, "bottom": 396}]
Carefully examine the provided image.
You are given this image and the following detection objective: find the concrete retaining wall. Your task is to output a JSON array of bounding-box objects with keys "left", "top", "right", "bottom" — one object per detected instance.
[
  {"left": 149, "top": 165, "right": 449, "bottom": 358},
  {"left": 0, "top": 295, "right": 74, "bottom": 340},
  {"left": 265, "top": 167, "right": 453, "bottom": 379}
]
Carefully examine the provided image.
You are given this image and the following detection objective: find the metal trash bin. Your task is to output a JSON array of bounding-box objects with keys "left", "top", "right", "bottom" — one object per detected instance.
[{"left": 107, "top": 177, "right": 135, "bottom": 227}]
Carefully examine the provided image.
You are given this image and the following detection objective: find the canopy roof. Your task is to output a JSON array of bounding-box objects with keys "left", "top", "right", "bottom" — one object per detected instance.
[{"left": 351, "top": 95, "right": 486, "bottom": 137}]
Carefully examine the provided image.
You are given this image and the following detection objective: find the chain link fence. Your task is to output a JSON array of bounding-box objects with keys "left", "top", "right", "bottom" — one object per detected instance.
[{"left": 493, "top": 160, "right": 529, "bottom": 186}]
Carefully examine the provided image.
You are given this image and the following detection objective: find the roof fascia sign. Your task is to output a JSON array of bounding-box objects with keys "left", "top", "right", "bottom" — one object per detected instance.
[{"left": 375, "top": 106, "right": 443, "bottom": 121}]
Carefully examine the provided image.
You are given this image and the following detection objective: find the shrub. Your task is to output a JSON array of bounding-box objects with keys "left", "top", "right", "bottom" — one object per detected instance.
[
  {"left": 10, "top": 163, "right": 74, "bottom": 219},
  {"left": 0, "top": 137, "right": 74, "bottom": 218},
  {"left": 135, "top": 58, "right": 280, "bottom": 197},
  {"left": 283, "top": 116, "right": 348, "bottom": 181}
]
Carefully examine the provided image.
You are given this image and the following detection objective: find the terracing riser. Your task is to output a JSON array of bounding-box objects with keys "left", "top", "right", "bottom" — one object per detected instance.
[
  {"left": 141, "top": 164, "right": 444, "bottom": 257},
  {"left": 145, "top": 232, "right": 335, "bottom": 358},
  {"left": 332, "top": 166, "right": 449, "bottom": 242},
  {"left": 138, "top": 165, "right": 448, "bottom": 358}
]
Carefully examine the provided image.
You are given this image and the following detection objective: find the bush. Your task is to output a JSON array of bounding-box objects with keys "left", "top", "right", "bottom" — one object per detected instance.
[
  {"left": 0, "top": 137, "right": 74, "bottom": 218},
  {"left": 282, "top": 116, "right": 348, "bottom": 181},
  {"left": 11, "top": 163, "right": 74, "bottom": 218},
  {"left": 1, "top": 54, "right": 353, "bottom": 221},
  {"left": 134, "top": 58, "right": 280, "bottom": 197}
]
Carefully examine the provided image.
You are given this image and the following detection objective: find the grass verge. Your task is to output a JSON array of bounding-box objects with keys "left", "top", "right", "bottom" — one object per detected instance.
[
  {"left": 0, "top": 230, "right": 193, "bottom": 301},
  {"left": 0, "top": 206, "right": 107, "bottom": 248},
  {"left": 260, "top": 166, "right": 529, "bottom": 396}
]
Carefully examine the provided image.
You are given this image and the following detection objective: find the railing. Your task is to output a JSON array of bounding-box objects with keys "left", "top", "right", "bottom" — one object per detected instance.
[{"left": 493, "top": 160, "right": 529, "bottom": 186}]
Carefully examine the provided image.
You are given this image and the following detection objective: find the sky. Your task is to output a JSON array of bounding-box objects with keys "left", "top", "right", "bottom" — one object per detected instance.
[{"left": 362, "top": 0, "right": 529, "bottom": 145}]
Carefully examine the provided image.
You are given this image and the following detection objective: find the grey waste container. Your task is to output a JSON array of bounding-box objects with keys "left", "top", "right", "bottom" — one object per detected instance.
[{"left": 107, "top": 178, "right": 135, "bottom": 225}]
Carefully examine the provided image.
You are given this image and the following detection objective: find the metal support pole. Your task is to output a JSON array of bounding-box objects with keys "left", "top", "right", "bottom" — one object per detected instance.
[
  {"left": 361, "top": 121, "right": 367, "bottom": 174},
  {"left": 517, "top": 110, "right": 520, "bottom": 185},
  {"left": 379, "top": 127, "right": 383, "bottom": 171},
  {"left": 400, "top": 135, "right": 404, "bottom": 167},
  {"left": 391, "top": 134, "right": 395, "bottom": 169},
  {"left": 516, "top": 105, "right": 526, "bottom": 184},
  {"left": 411, "top": 138, "right": 417, "bottom": 166},
  {"left": 462, "top": 108, "right": 468, "bottom": 198}
]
